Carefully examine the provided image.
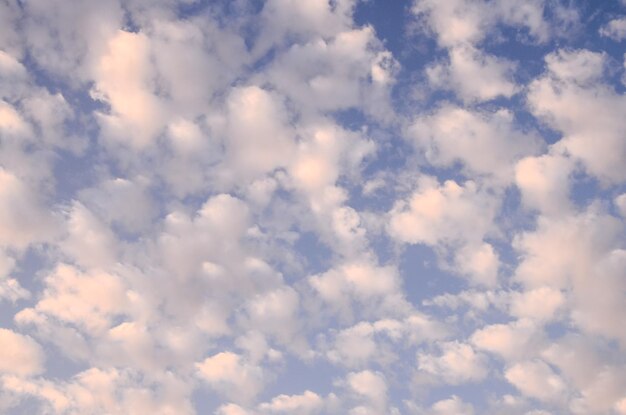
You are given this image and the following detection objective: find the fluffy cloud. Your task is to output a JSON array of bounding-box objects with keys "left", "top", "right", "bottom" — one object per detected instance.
[
  {"left": 257, "top": 390, "right": 324, "bottom": 414},
  {"left": 346, "top": 370, "right": 389, "bottom": 412},
  {"left": 78, "top": 177, "right": 155, "bottom": 233},
  {"left": 17, "top": 264, "right": 130, "bottom": 335},
  {"left": 527, "top": 49, "right": 626, "bottom": 183},
  {"left": 196, "top": 352, "right": 265, "bottom": 404},
  {"left": 0, "top": 168, "right": 57, "bottom": 250},
  {"left": 417, "top": 341, "right": 488, "bottom": 384},
  {"left": 92, "top": 30, "right": 165, "bottom": 148},
  {"left": 388, "top": 177, "right": 501, "bottom": 285},
  {"left": 0, "top": 1, "right": 625, "bottom": 414},
  {"left": 471, "top": 319, "right": 544, "bottom": 361},
  {"left": 600, "top": 17, "right": 626, "bottom": 40},
  {"left": 515, "top": 153, "right": 573, "bottom": 215},
  {"left": 0, "top": 328, "right": 44, "bottom": 376},
  {"left": 261, "top": 25, "right": 397, "bottom": 119},
  {"left": 514, "top": 209, "right": 626, "bottom": 344},
  {"left": 410, "top": 106, "right": 542, "bottom": 183},
  {"left": 430, "top": 397, "right": 474, "bottom": 415},
  {"left": 2, "top": 368, "right": 194, "bottom": 414},
  {"left": 412, "top": 0, "right": 548, "bottom": 47},
  {"left": 324, "top": 314, "right": 447, "bottom": 368},
  {"left": 389, "top": 178, "right": 497, "bottom": 246},
  {"left": 426, "top": 45, "right": 518, "bottom": 102},
  {"left": 505, "top": 360, "right": 567, "bottom": 404}
]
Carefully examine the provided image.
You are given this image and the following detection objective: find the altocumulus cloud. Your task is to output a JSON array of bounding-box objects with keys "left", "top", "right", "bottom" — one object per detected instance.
[{"left": 1, "top": 0, "right": 626, "bottom": 414}]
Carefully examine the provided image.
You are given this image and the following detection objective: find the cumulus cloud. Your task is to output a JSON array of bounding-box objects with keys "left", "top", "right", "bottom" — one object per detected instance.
[
  {"left": 92, "top": 30, "right": 165, "bottom": 148},
  {"left": 515, "top": 153, "right": 573, "bottom": 215},
  {"left": 417, "top": 341, "right": 489, "bottom": 385},
  {"left": 18, "top": 264, "right": 130, "bottom": 335},
  {"left": 410, "top": 106, "right": 542, "bottom": 183},
  {"left": 0, "top": 168, "right": 57, "bottom": 250},
  {"left": 0, "top": 328, "right": 45, "bottom": 376},
  {"left": 429, "top": 396, "right": 474, "bottom": 415},
  {"left": 0, "top": 1, "right": 625, "bottom": 414},
  {"left": 528, "top": 49, "right": 626, "bottom": 183},
  {"left": 412, "top": 0, "right": 548, "bottom": 47},
  {"left": 505, "top": 360, "right": 567, "bottom": 404},
  {"left": 196, "top": 352, "right": 265, "bottom": 404},
  {"left": 426, "top": 44, "right": 518, "bottom": 102},
  {"left": 388, "top": 177, "right": 501, "bottom": 285},
  {"left": 471, "top": 319, "right": 545, "bottom": 361},
  {"left": 257, "top": 390, "right": 324, "bottom": 414},
  {"left": 600, "top": 17, "right": 626, "bottom": 41}
]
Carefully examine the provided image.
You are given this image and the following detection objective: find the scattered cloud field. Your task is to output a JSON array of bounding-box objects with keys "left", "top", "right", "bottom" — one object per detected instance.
[{"left": 1, "top": 0, "right": 626, "bottom": 414}]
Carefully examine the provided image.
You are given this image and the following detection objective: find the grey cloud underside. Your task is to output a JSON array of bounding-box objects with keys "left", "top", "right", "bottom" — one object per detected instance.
[{"left": 1, "top": 0, "right": 626, "bottom": 414}]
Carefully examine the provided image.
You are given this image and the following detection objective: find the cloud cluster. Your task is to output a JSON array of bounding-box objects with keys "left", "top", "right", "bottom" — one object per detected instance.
[{"left": 1, "top": 0, "right": 625, "bottom": 414}]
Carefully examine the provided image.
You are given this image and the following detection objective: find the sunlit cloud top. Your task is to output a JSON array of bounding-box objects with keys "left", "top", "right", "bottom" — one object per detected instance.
[{"left": 1, "top": 0, "right": 626, "bottom": 414}]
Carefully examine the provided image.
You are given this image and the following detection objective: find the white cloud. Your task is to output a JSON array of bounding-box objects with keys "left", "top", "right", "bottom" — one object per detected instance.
[
  {"left": 424, "top": 289, "right": 507, "bottom": 313},
  {"left": 61, "top": 202, "right": 118, "bottom": 269},
  {"left": 326, "top": 322, "right": 379, "bottom": 368},
  {"left": 544, "top": 49, "right": 606, "bottom": 84},
  {"left": 2, "top": 368, "right": 195, "bottom": 414},
  {"left": 453, "top": 242, "right": 500, "bottom": 287},
  {"left": 412, "top": 0, "right": 492, "bottom": 47},
  {"left": 528, "top": 49, "right": 626, "bottom": 183},
  {"left": 515, "top": 154, "right": 573, "bottom": 215},
  {"left": 0, "top": 250, "right": 25, "bottom": 302},
  {"left": 616, "top": 397, "right": 626, "bottom": 415},
  {"left": 509, "top": 286, "right": 565, "bottom": 322},
  {"left": 308, "top": 260, "right": 407, "bottom": 321},
  {"left": 0, "top": 168, "right": 57, "bottom": 250},
  {"left": 219, "top": 86, "right": 296, "bottom": 184},
  {"left": 505, "top": 360, "right": 567, "bottom": 403},
  {"left": 417, "top": 341, "right": 488, "bottom": 384},
  {"left": 148, "top": 18, "right": 248, "bottom": 112},
  {"left": 18, "top": 264, "right": 129, "bottom": 335},
  {"left": 196, "top": 352, "right": 264, "bottom": 404},
  {"left": 21, "top": 90, "right": 77, "bottom": 150},
  {"left": 426, "top": 45, "right": 518, "bottom": 102},
  {"left": 346, "top": 370, "right": 388, "bottom": 412},
  {"left": 429, "top": 396, "right": 475, "bottom": 415},
  {"left": 471, "top": 319, "right": 544, "bottom": 361},
  {"left": 260, "top": 25, "right": 396, "bottom": 119},
  {"left": 92, "top": 30, "right": 165, "bottom": 148},
  {"left": 0, "top": 100, "right": 31, "bottom": 136},
  {"left": 409, "top": 107, "right": 542, "bottom": 183},
  {"left": 216, "top": 404, "right": 253, "bottom": 415},
  {"left": 388, "top": 177, "right": 502, "bottom": 285},
  {"left": 569, "top": 367, "right": 626, "bottom": 414},
  {"left": 600, "top": 17, "right": 626, "bottom": 41},
  {"left": 322, "top": 317, "right": 438, "bottom": 369},
  {"left": 0, "top": 1, "right": 22, "bottom": 57},
  {"left": 19, "top": 0, "right": 123, "bottom": 80},
  {"left": 541, "top": 335, "right": 626, "bottom": 414},
  {"left": 241, "top": 285, "right": 302, "bottom": 350},
  {"left": 0, "top": 275, "right": 29, "bottom": 303},
  {"left": 514, "top": 209, "right": 626, "bottom": 344},
  {"left": 78, "top": 177, "right": 155, "bottom": 233},
  {"left": 2, "top": 2, "right": 625, "bottom": 415},
  {"left": 257, "top": 0, "right": 356, "bottom": 50},
  {"left": 615, "top": 193, "right": 626, "bottom": 218},
  {"left": 389, "top": 178, "right": 497, "bottom": 246},
  {"left": 412, "top": 0, "right": 548, "bottom": 47},
  {"left": 258, "top": 390, "right": 324, "bottom": 414},
  {"left": 0, "top": 328, "right": 44, "bottom": 376}
]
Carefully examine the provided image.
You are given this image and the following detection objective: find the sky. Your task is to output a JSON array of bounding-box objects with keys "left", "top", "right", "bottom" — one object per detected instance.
[{"left": 0, "top": 0, "right": 626, "bottom": 414}]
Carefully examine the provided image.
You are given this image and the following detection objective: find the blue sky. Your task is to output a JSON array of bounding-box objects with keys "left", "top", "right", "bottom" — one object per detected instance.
[{"left": 1, "top": 0, "right": 626, "bottom": 414}]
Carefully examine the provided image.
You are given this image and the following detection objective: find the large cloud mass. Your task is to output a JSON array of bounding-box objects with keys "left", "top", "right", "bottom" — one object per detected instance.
[{"left": 1, "top": 0, "right": 625, "bottom": 414}]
